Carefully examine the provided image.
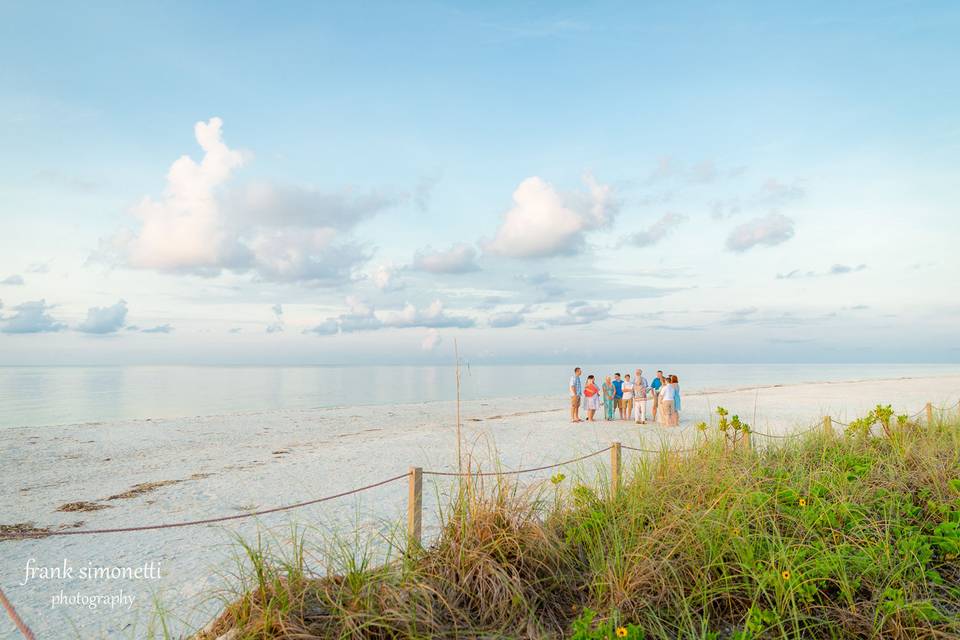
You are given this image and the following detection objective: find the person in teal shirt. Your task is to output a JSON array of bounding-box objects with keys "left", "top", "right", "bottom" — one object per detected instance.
[
  {"left": 602, "top": 375, "right": 616, "bottom": 421},
  {"left": 650, "top": 370, "right": 664, "bottom": 420}
]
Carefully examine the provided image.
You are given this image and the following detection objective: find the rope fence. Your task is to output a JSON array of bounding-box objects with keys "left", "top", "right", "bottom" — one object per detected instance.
[
  {"left": 421, "top": 446, "right": 612, "bottom": 478},
  {"left": 2, "top": 398, "right": 957, "bottom": 638},
  {"left": 0, "top": 587, "right": 35, "bottom": 640}
]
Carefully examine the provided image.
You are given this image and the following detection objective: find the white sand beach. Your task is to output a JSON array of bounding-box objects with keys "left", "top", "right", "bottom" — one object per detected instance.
[{"left": 2, "top": 374, "right": 959, "bottom": 639}]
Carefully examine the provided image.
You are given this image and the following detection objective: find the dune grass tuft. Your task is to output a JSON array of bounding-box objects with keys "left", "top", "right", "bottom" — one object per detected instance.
[{"left": 190, "top": 407, "right": 960, "bottom": 639}]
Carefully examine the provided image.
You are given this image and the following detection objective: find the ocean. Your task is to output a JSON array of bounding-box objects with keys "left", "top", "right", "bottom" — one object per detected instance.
[{"left": 3, "top": 363, "right": 960, "bottom": 429}]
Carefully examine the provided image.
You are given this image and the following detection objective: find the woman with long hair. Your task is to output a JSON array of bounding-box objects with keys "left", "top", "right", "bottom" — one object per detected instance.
[
  {"left": 669, "top": 374, "right": 681, "bottom": 426},
  {"left": 583, "top": 374, "right": 601, "bottom": 422},
  {"left": 658, "top": 375, "right": 675, "bottom": 427}
]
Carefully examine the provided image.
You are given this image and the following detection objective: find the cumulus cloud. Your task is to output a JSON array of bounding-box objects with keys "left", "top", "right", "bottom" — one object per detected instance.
[
  {"left": 484, "top": 174, "right": 618, "bottom": 258},
  {"left": 372, "top": 264, "right": 404, "bottom": 291},
  {"left": 421, "top": 328, "right": 442, "bottom": 351},
  {"left": 383, "top": 300, "right": 475, "bottom": 329},
  {"left": 726, "top": 213, "right": 795, "bottom": 252},
  {"left": 104, "top": 118, "right": 396, "bottom": 284},
  {"left": 231, "top": 182, "right": 399, "bottom": 231},
  {"left": 411, "top": 243, "right": 480, "bottom": 274},
  {"left": 141, "top": 324, "right": 173, "bottom": 334},
  {"left": 306, "top": 297, "right": 383, "bottom": 335},
  {"left": 544, "top": 300, "right": 612, "bottom": 326},
  {"left": 1, "top": 274, "right": 24, "bottom": 286},
  {"left": 77, "top": 300, "right": 128, "bottom": 334},
  {"left": 307, "top": 298, "right": 474, "bottom": 336},
  {"left": 0, "top": 300, "right": 66, "bottom": 334},
  {"left": 629, "top": 212, "right": 688, "bottom": 248}
]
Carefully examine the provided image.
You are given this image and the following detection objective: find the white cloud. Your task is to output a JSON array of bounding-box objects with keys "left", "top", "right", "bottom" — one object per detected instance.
[
  {"left": 383, "top": 300, "right": 475, "bottom": 329},
  {"left": 412, "top": 243, "right": 480, "bottom": 273},
  {"left": 121, "top": 117, "right": 245, "bottom": 272},
  {"left": 307, "top": 298, "right": 474, "bottom": 336},
  {"left": 232, "top": 182, "right": 400, "bottom": 230},
  {"left": 77, "top": 300, "right": 128, "bottom": 334},
  {"left": 629, "top": 212, "right": 688, "bottom": 248},
  {"left": 0, "top": 300, "right": 66, "bottom": 334},
  {"left": 544, "top": 300, "right": 612, "bottom": 326},
  {"left": 372, "top": 264, "right": 404, "bottom": 291},
  {"left": 105, "top": 118, "right": 395, "bottom": 284},
  {"left": 484, "top": 174, "right": 618, "bottom": 258},
  {"left": 421, "top": 328, "right": 442, "bottom": 351},
  {"left": 306, "top": 296, "right": 383, "bottom": 335},
  {"left": 1, "top": 274, "right": 24, "bottom": 286},
  {"left": 726, "top": 213, "right": 795, "bottom": 252}
]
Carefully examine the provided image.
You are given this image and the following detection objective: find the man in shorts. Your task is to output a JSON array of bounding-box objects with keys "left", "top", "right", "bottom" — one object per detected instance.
[
  {"left": 569, "top": 367, "right": 583, "bottom": 423},
  {"left": 651, "top": 370, "right": 664, "bottom": 420},
  {"left": 621, "top": 373, "right": 634, "bottom": 420},
  {"left": 612, "top": 373, "right": 624, "bottom": 419}
]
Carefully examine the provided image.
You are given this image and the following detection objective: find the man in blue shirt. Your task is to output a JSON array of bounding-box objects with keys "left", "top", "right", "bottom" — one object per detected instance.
[
  {"left": 650, "top": 370, "right": 664, "bottom": 421},
  {"left": 612, "top": 373, "right": 624, "bottom": 419},
  {"left": 568, "top": 367, "right": 583, "bottom": 423}
]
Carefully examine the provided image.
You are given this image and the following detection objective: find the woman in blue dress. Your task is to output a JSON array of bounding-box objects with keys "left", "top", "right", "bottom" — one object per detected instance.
[{"left": 602, "top": 375, "right": 616, "bottom": 421}]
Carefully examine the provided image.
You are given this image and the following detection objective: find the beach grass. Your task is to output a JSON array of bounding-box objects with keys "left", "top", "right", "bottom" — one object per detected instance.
[{"left": 186, "top": 407, "right": 960, "bottom": 639}]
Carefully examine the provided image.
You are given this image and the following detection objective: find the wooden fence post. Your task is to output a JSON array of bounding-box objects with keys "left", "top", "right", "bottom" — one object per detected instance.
[
  {"left": 610, "top": 442, "right": 621, "bottom": 495},
  {"left": 742, "top": 429, "right": 751, "bottom": 451},
  {"left": 925, "top": 402, "right": 934, "bottom": 426},
  {"left": 823, "top": 415, "right": 833, "bottom": 437},
  {"left": 407, "top": 466, "right": 422, "bottom": 550}
]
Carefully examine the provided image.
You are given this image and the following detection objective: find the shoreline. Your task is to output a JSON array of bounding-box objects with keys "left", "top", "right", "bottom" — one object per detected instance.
[{"left": 4, "top": 371, "right": 960, "bottom": 433}]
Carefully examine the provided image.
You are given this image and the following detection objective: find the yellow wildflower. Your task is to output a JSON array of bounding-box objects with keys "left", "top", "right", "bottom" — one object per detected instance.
[
  {"left": 782, "top": 570, "right": 791, "bottom": 580},
  {"left": 799, "top": 498, "right": 807, "bottom": 507},
  {"left": 616, "top": 627, "right": 628, "bottom": 638}
]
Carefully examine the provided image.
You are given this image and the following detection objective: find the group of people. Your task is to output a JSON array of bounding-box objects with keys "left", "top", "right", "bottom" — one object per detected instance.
[{"left": 568, "top": 367, "right": 682, "bottom": 426}]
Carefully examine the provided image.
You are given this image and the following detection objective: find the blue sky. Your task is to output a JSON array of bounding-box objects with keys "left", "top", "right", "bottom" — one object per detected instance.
[{"left": 1, "top": 1, "right": 958, "bottom": 364}]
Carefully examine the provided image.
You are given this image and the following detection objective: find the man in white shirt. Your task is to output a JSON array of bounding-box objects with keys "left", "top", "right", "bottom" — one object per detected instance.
[
  {"left": 620, "top": 373, "right": 634, "bottom": 419},
  {"left": 633, "top": 368, "right": 648, "bottom": 424},
  {"left": 569, "top": 367, "right": 583, "bottom": 423}
]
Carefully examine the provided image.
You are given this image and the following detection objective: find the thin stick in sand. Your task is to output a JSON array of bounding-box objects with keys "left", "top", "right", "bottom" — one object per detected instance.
[{"left": 454, "top": 338, "right": 463, "bottom": 475}]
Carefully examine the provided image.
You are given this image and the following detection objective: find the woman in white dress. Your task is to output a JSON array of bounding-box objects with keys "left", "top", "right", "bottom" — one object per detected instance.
[{"left": 658, "top": 377, "right": 675, "bottom": 427}]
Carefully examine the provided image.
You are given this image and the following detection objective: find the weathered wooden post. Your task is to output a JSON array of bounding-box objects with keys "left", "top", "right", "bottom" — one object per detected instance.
[
  {"left": 407, "top": 466, "right": 422, "bottom": 550},
  {"left": 742, "top": 429, "right": 751, "bottom": 451},
  {"left": 823, "top": 416, "right": 833, "bottom": 437},
  {"left": 925, "top": 402, "right": 934, "bottom": 426},
  {"left": 610, "top": 442, "right": 622, "bottom": 495}
]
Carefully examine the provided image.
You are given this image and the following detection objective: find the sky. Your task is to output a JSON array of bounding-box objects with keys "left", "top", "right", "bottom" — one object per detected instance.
[{"left": 1, "top": 1, "right": 958, "bottom": 365}]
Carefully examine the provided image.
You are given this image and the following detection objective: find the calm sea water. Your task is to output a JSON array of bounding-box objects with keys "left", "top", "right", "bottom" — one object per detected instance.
[{"left": 2, "top": 363, "right": 959, "bottom": 429}]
